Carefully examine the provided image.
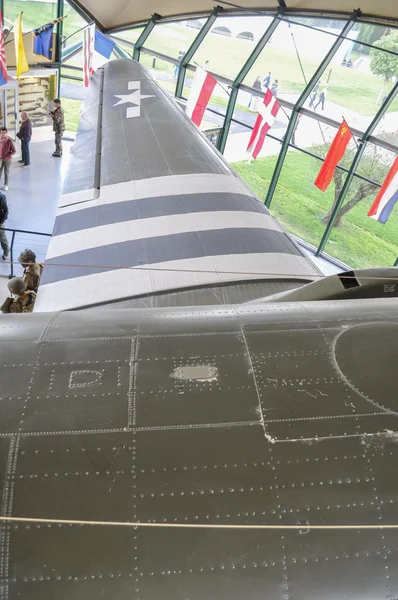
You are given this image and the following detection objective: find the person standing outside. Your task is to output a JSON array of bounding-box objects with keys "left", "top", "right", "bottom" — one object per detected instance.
[
  {"left": 0, "top": 191, "right": 9, "bottom": 261},
  {"left": 16, "top": 111, "right": 32, "bottom": 167},
  {"left": 271, "top": 79, "right": 279, "bottom": 97},
  {"left": 248, "top": 76, "right": 261, "bottom": 110},
  {"left": 49, "top": 98, "right": 65, "bottom": 157},
  {"left": 0, "top": 127, "right": 16, "bottom": 191}
]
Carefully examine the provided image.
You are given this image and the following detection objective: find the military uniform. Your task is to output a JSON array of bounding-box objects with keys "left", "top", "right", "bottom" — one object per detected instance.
[
  {"left": 23, "top": 263, "right": 43, "bottom": 293},
  {"left": 1, "top": 277, "right": 37, "bottom": 314},
  {"left": 8, "top": 291, "right": 36, "bottom": 313},
  {"left": 51, "top": 106, "right": 65, "bottom": 156}
]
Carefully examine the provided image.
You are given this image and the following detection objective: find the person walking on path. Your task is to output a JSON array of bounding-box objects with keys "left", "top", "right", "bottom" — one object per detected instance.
[
  {"left": 248, "top": 76, "right": 261, "bottom": 110},
  {"left": 50, "top": 98, "right": 65, "bottom": 157},
  {"left": 16, "top": 111, "right": 32, "bottom": 167},
  {"left": 314, "top": 87, "right": 328, "bottom": 111},
  {"left": 262, "top": 72, "right": 271, "bottom": 89},
  {"left": 0, "top": 127, "right": 16, "bottom": 191},
  {"left": 0, "top": 191, "right": 9, "bottom": 261},
  {"left": 174, "top": 50, "right": 184, "bottom": 77},
  {"left": 309, "top": 81, "right": 320, "bottom": 109}
]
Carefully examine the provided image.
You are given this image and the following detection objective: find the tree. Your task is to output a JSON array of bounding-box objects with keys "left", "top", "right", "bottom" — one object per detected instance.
[
  {"left": 369, "top": 31, "right": 398, "bottom": 102},
  {"left": 312, "top": 141, "right": 390, "bottom": 227}
]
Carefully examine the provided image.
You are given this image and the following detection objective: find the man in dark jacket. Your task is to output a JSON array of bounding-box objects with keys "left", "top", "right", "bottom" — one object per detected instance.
[
  {"left": 0, "top": 191, "right": 9, "bottom": 260},
  {"left": 0, "top": 127, "right": 16, "bottom": 191},
  {"left": 17, "top": 111, "right": 32, "bottom": 167},
  {"left": 49, "top": 98, "right": 65, "bottom": 157}
]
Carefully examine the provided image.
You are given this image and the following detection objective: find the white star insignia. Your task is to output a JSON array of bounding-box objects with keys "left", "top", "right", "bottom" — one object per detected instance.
[{"left": 112, "top": 81, "right": 154, "bottom": 118}]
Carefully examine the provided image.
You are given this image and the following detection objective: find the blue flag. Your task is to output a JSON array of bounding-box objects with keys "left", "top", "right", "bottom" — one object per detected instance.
[
  {"left": 33, "top": 18, "right": 63, "bottom": 60},
  {"left": 94, "top": 30, "right": 115, "bottom": 59}
]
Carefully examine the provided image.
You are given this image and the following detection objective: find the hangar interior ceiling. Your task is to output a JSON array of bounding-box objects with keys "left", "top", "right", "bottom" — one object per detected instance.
[{"left": 67, "top": 0, "right": 398, "bottom": 30}]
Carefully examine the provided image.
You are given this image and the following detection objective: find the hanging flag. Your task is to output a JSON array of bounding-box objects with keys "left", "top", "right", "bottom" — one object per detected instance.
[
  {"left": 0, "top": 11, "right": 9, "bottom": 86},
  {"left": 94, "top": 30, "right": 115, "bottom": 67},
  {"left": 368, "top": 156, "right": 398, "bottom": 224},
  {"left": 314, "top": 120, "right": 352, "bottom": 191},
  {"left": 247, "top": 88, "right": 280, "bottom": 159},
  {"left": 14, "top": 12, "right": 29, "bottom": 77},
  {"left": 185, "top": 66, "right": 217, "bottom": 127},
  {"left": 33, "top": 17, "right": 64, "bottom": 60},
  {"left": 83, "top": 23, "right": 95, "bottom": 87}
]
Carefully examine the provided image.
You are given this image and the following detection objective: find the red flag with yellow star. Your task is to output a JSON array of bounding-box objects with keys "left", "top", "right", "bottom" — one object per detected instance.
[{"left": 315, "top": 120, "right": 352, "bottom": 191}]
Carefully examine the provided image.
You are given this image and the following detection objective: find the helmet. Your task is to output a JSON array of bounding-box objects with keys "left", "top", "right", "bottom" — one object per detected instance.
[
  {"left": 7, "top": 277, "right": 26, "bottom": 295},
  {"left": 18, "top": 249, "right": 36, "bottom": 264}
]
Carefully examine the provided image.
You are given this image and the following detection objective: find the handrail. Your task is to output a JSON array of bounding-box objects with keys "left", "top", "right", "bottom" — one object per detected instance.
[{"left": 2, "top": 227, "right": 52, "bottom": 279}]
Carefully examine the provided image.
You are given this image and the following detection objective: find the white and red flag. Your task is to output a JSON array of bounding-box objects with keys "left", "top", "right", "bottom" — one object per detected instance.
[
  {"left": 186, "top": 66, "right": 217, "bottom": 127},
  {"left": 247, "top": 88, "right": 280, "bottom": 159},
  {"left": 83, "top": 23, "right": 95, "bottom": 87}
]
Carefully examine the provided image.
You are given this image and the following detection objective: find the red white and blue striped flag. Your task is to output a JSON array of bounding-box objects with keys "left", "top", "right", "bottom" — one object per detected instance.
[
  {"left": 247, "top": 88, "right": 280, "bottom": 159},
  {"left": 0, "top": 12, "right": 9, "bottom": 86},
  {"left": 368, "top": 155, "right": 398, "bottom": 224}
]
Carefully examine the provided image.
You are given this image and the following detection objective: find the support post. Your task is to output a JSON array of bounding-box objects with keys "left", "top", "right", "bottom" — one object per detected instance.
[
  {"left": 56, "top": 0, "right": 64, "bottom": 97},
  {"left": 217, "top": 11, "right": 282, "bottom": 154},
  {"left": 264, "top": 11, "right": 359, "bottom": 208},
  {"left": 394, "top": 256, "right": 398, "bottom": 267},
  {"left": 316, "top": 80, "right": 398, "bottom": 256},
  {"left": 133, "top": 14, "right": 160, "bottom": 62},
  {"left": 175, "top": 7, "right": 221, "bottom": 99}
]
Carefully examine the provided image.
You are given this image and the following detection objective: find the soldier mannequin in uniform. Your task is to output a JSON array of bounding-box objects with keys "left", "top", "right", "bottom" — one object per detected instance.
[
  {"left": 1, "top": 278, "right": 36, "bottom": 313},
  {"left": 18, "top": 249, "right": 43, "bottom": 293},
  {"left": 49, "top": 98, "right": 65, "bottom": 158}
]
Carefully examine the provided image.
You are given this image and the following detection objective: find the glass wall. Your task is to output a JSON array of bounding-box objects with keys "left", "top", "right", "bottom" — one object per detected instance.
[
  {"left": 8, "top": 0, "right": 394, "bottom": 269},
  {"left": 324, "top": 144, "right": 398, "bottom": 268},
  {"left": 4, "top": 0, "right": 56, "bottom": 29}
]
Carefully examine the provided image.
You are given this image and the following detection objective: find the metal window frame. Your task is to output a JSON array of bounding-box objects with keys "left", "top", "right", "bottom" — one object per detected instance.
[
  {"left": 264, "top": 10, "right": 360, "bottom": 208},
  {"left": 216, "top": 10, "right": 282, "bottom": 153},
  {"left": 133, "top": 13, "right": 161, "bottom": 61},
  {"left": 175, "top": 7, "right": 221, "bottom": 99},
  {"left": 316, "top": 80, "right": 398, "bottom": 255}
]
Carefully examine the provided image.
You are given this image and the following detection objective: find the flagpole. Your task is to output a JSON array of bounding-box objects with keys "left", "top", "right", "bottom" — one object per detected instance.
[
  {"left": 62, "top": 19, "right": 93, "bottom": 47},
  {"left": 4, "top": 16, "right": 67, "bottom": 47},
  {"left": 193, "top": 61, "right": 231, "bottom": 97},
  {"left": 342, "top": 115, "right": 359, "bottom": 149}
]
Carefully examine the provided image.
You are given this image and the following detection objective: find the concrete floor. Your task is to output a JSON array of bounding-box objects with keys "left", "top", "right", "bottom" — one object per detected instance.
[{"left": 0, "top": 139, "right": 73, "bottom": 281}]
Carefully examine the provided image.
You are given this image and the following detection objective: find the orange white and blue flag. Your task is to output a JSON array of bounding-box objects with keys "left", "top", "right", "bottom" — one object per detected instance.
[
  {"left": 368, "top": 155, "right": 398, "bottom": 224},
  {"left": 0, "top": 11, "right": 8, "bottom": 86}
]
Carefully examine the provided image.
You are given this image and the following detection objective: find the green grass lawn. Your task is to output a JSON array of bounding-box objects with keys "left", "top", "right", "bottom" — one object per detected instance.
[
  {"left": 5, "top": 0, "right": 87, "bottom": 42},
  {"left": 135, "top": 23, "right": 398, "bottom": 116},
  {"left": 232, "top": 151, "right": 398, "bottom": 268},
  {"left": 60, "top": 97, "right": 83, "bottom": 131}
]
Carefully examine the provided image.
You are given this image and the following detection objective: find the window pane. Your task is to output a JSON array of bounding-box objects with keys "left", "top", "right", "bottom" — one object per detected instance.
[
  {"left": 4, "top": 0, "right": 56, "bottom": 29},
  {"left": 243, "top": 17, "right": 344, "bottom": 101},
  {"left": 111, "top": 27, "right": 144, "bottom": 45},
  {"left": 190, "top": 16, "right": 270, "bottom": 80},
  {"left": 143, "top": 21, "right": 201, "bottom": 58},
  {"left": 63, "top": 1, "right": 88, "bottom": 44},
  {"left": 139, "top": 50, "right": 176, "bottom": 93},
  {"left": 324, "top": 144, "right": 398, "bottom": 268}
]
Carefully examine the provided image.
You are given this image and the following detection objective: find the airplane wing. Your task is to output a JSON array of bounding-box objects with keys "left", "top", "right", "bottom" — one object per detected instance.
[
  {"left": 0, "top": 299, "right": 398, "bottom": 598},
  {"left": 35, "top": 59, "right": 320, "bottom": 312}
]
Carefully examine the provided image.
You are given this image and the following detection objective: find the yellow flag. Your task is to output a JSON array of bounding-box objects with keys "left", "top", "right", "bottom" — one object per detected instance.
[{"left": 14, "top": 12, "right": 29, "bottom": 77}]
